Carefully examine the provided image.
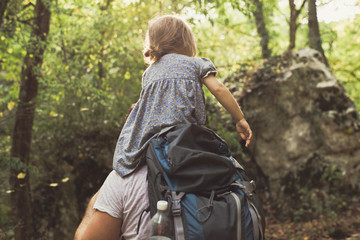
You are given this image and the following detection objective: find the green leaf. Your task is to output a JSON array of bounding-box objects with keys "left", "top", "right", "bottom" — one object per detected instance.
[{"left": 124, "top": 71, "right": 131, "bottom": 79}]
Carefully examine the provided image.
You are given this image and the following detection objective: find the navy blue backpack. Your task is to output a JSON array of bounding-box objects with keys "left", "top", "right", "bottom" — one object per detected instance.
[{"left": 146, "top": 124, "right": 265, "bottom": 240}]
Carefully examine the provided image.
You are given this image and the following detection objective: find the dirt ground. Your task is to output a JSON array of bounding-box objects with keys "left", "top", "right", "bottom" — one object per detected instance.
[{"left": 264, "top": 202, "right": 360, "bottom": 240}]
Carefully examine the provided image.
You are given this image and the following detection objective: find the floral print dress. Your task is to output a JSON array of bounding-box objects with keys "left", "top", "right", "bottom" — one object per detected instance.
[{"left": 113, "top": 53, "right": 217, "bottom": 177}]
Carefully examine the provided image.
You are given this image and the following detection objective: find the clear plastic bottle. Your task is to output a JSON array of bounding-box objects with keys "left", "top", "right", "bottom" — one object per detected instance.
[{"left": 148, "top": 200, "right": 173, "bottom": 240}]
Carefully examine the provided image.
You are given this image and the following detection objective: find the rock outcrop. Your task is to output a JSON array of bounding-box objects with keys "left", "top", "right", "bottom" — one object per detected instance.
[{"left": 227, "top": 49, "right": 360, "bottom": 217}]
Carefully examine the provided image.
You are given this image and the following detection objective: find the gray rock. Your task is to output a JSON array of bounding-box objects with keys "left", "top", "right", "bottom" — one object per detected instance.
[{"left": 233, "top": 49, "right": 360, "bottom": 213}]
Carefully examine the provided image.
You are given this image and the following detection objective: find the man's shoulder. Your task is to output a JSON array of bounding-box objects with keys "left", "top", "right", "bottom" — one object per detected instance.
[
  {"left": 94, "top": 165, "right": 148, "bottom": 219},
  {"left": 110, "top": 164, "right": 148, "bottom": 183}
]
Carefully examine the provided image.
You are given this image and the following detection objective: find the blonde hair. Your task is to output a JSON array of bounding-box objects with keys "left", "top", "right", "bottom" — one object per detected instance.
[{"left": 143, "top": 15, "right": 197, "bottom": 63}]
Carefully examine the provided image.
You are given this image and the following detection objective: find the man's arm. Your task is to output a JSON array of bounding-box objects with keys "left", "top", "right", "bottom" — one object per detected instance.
[
  {"left": 75, "top": 191, "right": 99, "bottom": 240},
  {"left": 74, "top": 191, "right": 122, "bottom": 240},
  {"left": 80, "top": 210, "right": 122, "bottom": 240}
]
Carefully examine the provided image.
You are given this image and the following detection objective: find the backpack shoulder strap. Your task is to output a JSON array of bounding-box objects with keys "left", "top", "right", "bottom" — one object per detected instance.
[{"left": 136, "top": 206, "right": 150, "bottom": 235}]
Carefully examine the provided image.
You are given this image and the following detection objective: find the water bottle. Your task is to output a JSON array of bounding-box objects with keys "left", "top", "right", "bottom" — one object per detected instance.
[{"left": 148, "top": 200, "right": 173, "bottom": 240}]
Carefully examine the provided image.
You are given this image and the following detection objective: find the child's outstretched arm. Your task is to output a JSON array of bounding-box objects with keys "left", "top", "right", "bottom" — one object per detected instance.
[{"left": 203, "top": 75, "right": 253, "bottom": 147}]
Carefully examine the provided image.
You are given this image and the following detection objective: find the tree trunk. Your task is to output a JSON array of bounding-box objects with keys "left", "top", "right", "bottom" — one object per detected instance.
[
  {"left": 251, "top": 0, "right": 271, "bottom": 59},
  {"left": 9, "top": 0, "right": 51, "bottom": 239},
  {"left": 308, "top": 0, "right": 329, "bottom": 66},
  {"left": 0, "top": 0, "right": 10, "bottom": 26},
  {"left": 289, "top": 0, "right": 297, "bottom": 49},
  {"left": 98, "top": 0, "right": 113, "bottom": 82},
  {"left": 289, "top": 0, "right": 307, "bottom": 49}
]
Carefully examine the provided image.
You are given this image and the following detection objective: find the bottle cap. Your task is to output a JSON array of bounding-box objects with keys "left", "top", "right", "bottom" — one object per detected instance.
[{"left": 157, "top": 200, "right": 168, "bottom": 211}]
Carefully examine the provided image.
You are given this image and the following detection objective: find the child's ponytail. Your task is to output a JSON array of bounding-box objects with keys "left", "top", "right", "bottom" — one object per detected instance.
[{"left": 143, "top": 45, "right": 164, "bottom": 64}]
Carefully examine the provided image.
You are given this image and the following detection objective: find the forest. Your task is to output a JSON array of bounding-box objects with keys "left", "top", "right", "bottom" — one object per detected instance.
[{"left": 0, "top": 0, "right": 360, "bottom": 239}]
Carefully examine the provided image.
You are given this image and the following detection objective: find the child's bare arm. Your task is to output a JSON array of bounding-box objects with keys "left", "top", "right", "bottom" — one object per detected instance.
[
  {"left": 203, "top": 75, "right": 244, "bottom": 121},
  {"left": 203, "top": 75, "right": 252, "bottom": 147}
]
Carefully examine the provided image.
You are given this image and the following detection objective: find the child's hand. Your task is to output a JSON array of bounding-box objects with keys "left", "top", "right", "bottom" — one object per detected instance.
[{"left": 236, "top": 119, "right": 253, "bottom": 148}]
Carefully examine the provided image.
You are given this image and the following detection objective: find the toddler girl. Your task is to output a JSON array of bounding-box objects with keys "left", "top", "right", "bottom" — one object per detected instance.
[{"left": 113, "top": 15, "right": 252, "bottom": 177}]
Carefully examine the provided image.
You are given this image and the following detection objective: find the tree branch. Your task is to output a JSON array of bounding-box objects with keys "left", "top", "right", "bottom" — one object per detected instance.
[
  {"left": 23, "top": 2, "right": 36, "bottom": 10},
  {"left": 17, "top": 17, "right": 36, "bottom": 26},
  {"left": 339, "top": 69, "right": 360, "bottom": 81},
  {"left": 100, "top": 0, "right": 113, "bottom": 10},
  {"left": 294, "top": 0, "right": 308, "bottom": 17},
  {"left": 0, "top": 0, "right": 10, "bottom": 26},
  {"left": 299, "top": 0, "right": 308, "bottom": 13},
  {"left": 352, "top": 65, "right": 360, "bottom": 72}
]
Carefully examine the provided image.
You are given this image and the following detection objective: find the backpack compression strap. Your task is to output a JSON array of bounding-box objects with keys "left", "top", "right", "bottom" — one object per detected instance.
[
  {"left": 171, "top": 191, "right": 185, "bottom": 240},
  {"left": 247, "top": 200, "right": 264, "bottom": 240},
  {"left": 243, "top": 181, "right": 264, "bottom": 240},
  {"left": 232, "top": 180, "right": 263, "bottom": 240}
]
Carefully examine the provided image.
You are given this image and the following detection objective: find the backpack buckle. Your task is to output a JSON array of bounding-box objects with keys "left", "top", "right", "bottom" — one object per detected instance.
[
  {"left": 171, "top": 192, "right": 185, "bottom": 216},
  {"left": 243, "top": 180, "right": 256, "bottom": 199},
  {"left": 172, "top": 200, "right": 182, "bottom": 216}
]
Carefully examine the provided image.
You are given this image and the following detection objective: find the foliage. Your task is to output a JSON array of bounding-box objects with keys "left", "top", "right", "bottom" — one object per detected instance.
[
  {"left": 0, "top": 0, "right": 360, "bottom": 239},
  {"left": 328, "top": 15, "right": 360, "bottom": 114}
]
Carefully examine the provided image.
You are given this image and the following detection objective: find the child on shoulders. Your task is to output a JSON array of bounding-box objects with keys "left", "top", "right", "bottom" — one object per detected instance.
[{"left": 113, "top": 15, "right": 252, "bottom": 177}]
